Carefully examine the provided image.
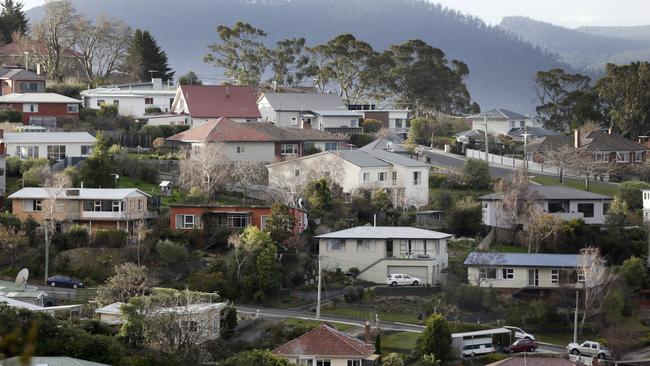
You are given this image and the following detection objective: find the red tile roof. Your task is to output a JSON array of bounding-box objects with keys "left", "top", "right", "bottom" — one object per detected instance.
[
  {"left": 272, "top": 324, "right": 375, "bottom": 358},
  {"left": 166, "top": 117, "right": 346, "bottom": 143},
  {"left": 179, "top": 85, "right": 261, "bottom": 118}
]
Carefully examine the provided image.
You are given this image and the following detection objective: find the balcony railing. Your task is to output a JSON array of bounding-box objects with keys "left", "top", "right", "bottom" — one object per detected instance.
[
  {"left": 387, "top": 250, "right": 438, "bottom": 260},
  {"left": 324, "top": 127, "right": 364, "bottom": 134},
  {"left": 80, "top": 211, "right": 157, "bottom": 220}
]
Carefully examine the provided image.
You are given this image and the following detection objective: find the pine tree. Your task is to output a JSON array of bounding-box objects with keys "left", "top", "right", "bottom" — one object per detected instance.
[
  {"left": 0, "top": 0, "right": 29, "bottom": 44},
  {"left": 123, "top": 29, "right": 174, "bottom": 81}
]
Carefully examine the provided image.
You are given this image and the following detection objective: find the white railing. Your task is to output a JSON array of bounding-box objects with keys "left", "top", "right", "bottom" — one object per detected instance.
[
  {"left": 82, "top": 211, "right": 128, "bottom": 220},
  {"left": 465, "top": 149, "right": 561, "bottom": 175}
]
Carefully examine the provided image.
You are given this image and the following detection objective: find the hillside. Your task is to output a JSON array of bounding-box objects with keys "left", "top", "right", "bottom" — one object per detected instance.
[
  {"left": 577, "top": 25, "right": 650, "bottom": 41},
  {"left": 27, "top": 0, "right": 571, "bottom": 113},
  {"left": 499, "top": 16, "right": 650, "bottom": 71}
]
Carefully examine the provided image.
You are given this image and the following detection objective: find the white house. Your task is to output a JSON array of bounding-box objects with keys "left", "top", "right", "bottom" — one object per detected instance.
[
  {"left": 267, "top": 147, "right": 430, "bottom": 207},
  {"left": 80, "top": 78, "right": 176, "bottom": 117},
  {"left": 316, "top": 226, "right": 451, "bottom": 285},
  {"left": 464, "top": 252, "right": 596, "bottom": 289},
  {"left": 354, "top": 108, "right": 411, "bottom": 135},
  {"left": 479, "top": 185, "right": 612, "bottom": 228},
  {"left": 642, "top": 189, "right": 650, "bottom": 223},
  {"left": 3, "top": 131, "right": 96, "bottom": 160},
  {"left": 257, "top": 92, "right": 363, "bottom": 133},
  {"left": 468, "top": 109, "right": 541, "bottom": 137}
]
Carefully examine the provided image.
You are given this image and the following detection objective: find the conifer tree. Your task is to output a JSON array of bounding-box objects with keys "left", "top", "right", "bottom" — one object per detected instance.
[
  {"left": 0, "top": 0, "right": 29, "bottom": 44},
  {"left": 123, "top": 29, "right": 174, "bottom": 81}
]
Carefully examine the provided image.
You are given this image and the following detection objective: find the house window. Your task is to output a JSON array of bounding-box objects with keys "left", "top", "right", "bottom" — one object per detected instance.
[
  {"left": 18, "top": 82, "right": 40, "bottom": 93},
  {"left": 616, "top": 152, "right": 630, "bottom": 162},
  {"left": 479, "top": 268, "right": 497, "bottom": 279},
  {"left": 327, "top": 239, "right": 346, "bottom": 251},
  {"left": 260, "top": 215, "right": 270, "bottom": 230},
  {"left": 520, "top": 121, "right": 525, "bottom": 128},
  {"left": 130, "top": 200, "right": 135, "bottom": 210},
  {"left": 227, "top": 214, "right": 249, "bottom": 228},
  {"left": 603, "top": 203, "right": 611, "bottom": 215},
  {"left": 578, "top": 272, "right": 586, "bottom": 284},
  {"left": 510, "top": 121, "right": 515, "bottom": 128},
  {"left": 413, "top": 171, "right": 421, "bottom": 185},
  {"left": 392, "top": 171, "right": 397, "bottom": 185},
  {"left": 325, "top": 142, "right": 338, "bottom": 151},
  {"left": 291, "top": 117, "right": 298, "bottom": 126},
  {"left": 378, "top": 172, "right": 386, "bottom": 182},
  {"left": 176, "top": 214, "right": 201, "bottom": 229},
  {"left": 22, "top": 103, "right": 38, "bottom": 113},
  {"left": 97, "top": 99, "right": 105, "bottom": 106},
  {"left": 551, "top": 269, "right": 560, "bottom": 284},
  {"left": 636, "top": 152, "right": 643, "bottom": 162},
  {"left": 94, "top": 201, "right": 102, "bottom": 211},
  {"left": 67, "top": 104, "right": 79, "bottom": 113},
  {"left": 502, "top": 268, "right": 514, "bottom": 279},
  {"left": 356, "top": 239, "right": 375, "bottom": 252},
  {"left": 316, "top": 360, "right": 331, "bottom": 366},
  {"left": 577, "top": 203, "right": 594, "bottom": 218},
  {"left": 47, "top": 145, "right": 66, "bottom": 160},
  {"left": 297, "top": 360, "right": 313, "bottom": 366},
  {"left": 362, "top": 172, "right": 370, "bottom": 182},
  {"left": 138, "top": 199, "right": 144, "bottom": 211},
  {"left": 595, "top": 153, "right": 609, "bottom": 162},
  {"left": 23, "top": 199, "right": 42, "bottom": 212},
  {"left": 347, "top": 361, "right": 361, "bottom": 366},
  {"left": 236, "top": 146, "right": 245, "bottom": 154},
  {"left": 113, "top": 100, "right": 119, "bottom": 106},
  {"left": 15, "top": 146, "right": 39, "bottom": 159},
  {"left": 351, "top": 119, "right": 359, "bottom": 127},
  {"left": 294, "top": 169, "right": 300, "bottom": 177},
  {"left": 144, "top": 98, "right": 153, "bottom": 105},
  {"left": 281, "top": 144, "right": 299, "bottom": 155},
  {"left": 112, "top": 201, "right": 121, "bottom": 212},
  {"left": 81, "top": 145, "right": 93, "bottom": 155},
  {"left": 395, "top": 118, "right": 402, "bottom": 128}
]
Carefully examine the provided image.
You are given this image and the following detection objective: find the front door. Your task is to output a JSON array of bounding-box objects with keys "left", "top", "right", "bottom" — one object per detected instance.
[
  {"left": 528, "top": 269, "right": 539, "bottom": 287},
  {"left": 386, "top": 240, "right": 393, "bottom": 258}
]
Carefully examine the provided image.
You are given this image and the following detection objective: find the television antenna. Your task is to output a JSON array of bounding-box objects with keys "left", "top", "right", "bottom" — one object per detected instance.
[{"left": 15, "top": 268, "right": 29, "bottom": 289}]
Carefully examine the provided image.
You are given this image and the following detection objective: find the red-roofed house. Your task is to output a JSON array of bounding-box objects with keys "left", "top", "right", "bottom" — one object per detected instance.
[
  {"left": 0, "top": 93, "right": 81, "bottom": 125},
  {"left": 272, "top": 324, "right": 379, "bottom": 366},
  {"left": 170, "top": 85, "right": 261, "bottom": 126},
  {"left": 166, "top": 117, "right": 346, "bottom": 162},
  {"left": 0, "top": 41, "right": 82, "bottom": 79}
]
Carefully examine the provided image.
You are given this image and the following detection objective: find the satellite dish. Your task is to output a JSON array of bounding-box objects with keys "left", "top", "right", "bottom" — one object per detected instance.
[{"left": 15, "top": 268, "right": 29, "bottom": 288}]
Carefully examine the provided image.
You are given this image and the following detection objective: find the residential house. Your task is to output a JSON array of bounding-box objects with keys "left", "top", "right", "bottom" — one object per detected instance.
[
  {"left": 166, "top": 117, "right": 346, "bottom": 162},
  {"left": 0, "top": 279, "right": 48, "bottom": 306},
  {"left": 267, "top": 148, "right": 430, "bottom": 207},
  {"left": 169, "top": 203, "right": 307, "bottom": 247},
  {"left": 316, "top": 226, "right": 451, "bottom": 285},
  {"left": 257, "top": 92, "right": 364, "bottom": 133},
  {"left": 272, "top": 324, "right": 379, "bottom": 366},
  {"left": 479, "top": 185, "right": 612, "bottom": 227},
  {"left": 0, "top": 295, "right": 81, "bottom": 313},
  {"left": 2, "top": 131, "right": 96, "bottom": 160},
  {"left": 0, "top": 41, "right": 81, "bottom": 78},
  {"left": 0, "top": 356, "right": 109, "bottom": 366},
  {"left": 170, "top": 85, "right": 261, "bottom": 126},
  {"left": 80, "top": 78, "right": 177, "bottom": 117},
  {"left": 358, "top": 137, "right": 410, "bottom": 156},
  {"left": 0, "top": 93, "right": 81, "bottom": 126},
  {"left": 348, "top": 104, "right": 410, "bottom": 136},
  {"left": 0, "top": 67, "right": 46, "bottom": 95},
  {"left": 95, "top": 301, "right": 227, "bottom": 343},
  {"left": 642, "top": 189, "right": 650, "bottom": 223},
  {"left": 464, "top": 252, "right": 594, "bottom": 289},
  {"left": 468, "top": 109, "right": 541, "bottom": 137},
  {"left": 8, "top": 187, "right": 154, "bottom": 234}
]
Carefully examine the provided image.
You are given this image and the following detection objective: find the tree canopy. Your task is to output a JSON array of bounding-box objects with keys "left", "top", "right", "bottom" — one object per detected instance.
[
  {"left": 124, "top": 29, "right": 174, "bottom": 81},
  {"left": 0, "top": 0, "right": 28, "bottom": 44}
]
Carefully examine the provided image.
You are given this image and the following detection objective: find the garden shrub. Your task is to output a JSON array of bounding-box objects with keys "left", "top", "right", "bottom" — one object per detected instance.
[{"left": 93, "top": 229, "right": 127, "bottom": 248}]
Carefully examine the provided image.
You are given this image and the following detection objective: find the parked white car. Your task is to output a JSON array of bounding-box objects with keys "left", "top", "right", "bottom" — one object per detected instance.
[
  {"left": 504, "top": 326, "right": 536, "bottom": 341},
  {"left": 567, "top": 341, "right": 611, "bottom": 359},
  {"left": 386, "top": 273, "right": 422, "bottom": 286}
]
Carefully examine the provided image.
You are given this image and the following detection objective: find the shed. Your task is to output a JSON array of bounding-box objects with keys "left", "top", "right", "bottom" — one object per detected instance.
[{"left": 159, "top": 180, "right": 173, "bottom": 196}]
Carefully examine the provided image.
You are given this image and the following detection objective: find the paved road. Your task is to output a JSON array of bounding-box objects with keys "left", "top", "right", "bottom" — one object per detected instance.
[{"left": 417, "top": 147, "right": 520, "bottom": 178}]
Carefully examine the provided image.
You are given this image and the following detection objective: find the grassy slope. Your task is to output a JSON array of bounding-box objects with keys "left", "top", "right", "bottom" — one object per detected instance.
[{"left": 531, "top": 175, "right": 617, "bottom": 196}]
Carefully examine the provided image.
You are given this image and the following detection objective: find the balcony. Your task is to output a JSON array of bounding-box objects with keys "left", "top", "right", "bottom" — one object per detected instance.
[
  {"left": 387, "top": 250, "right": 438, "bottom": 260},
  {"left": 324, "top": 127, "right": 364, "bottom": 134},
  {"left": 81, "top": 211, "right": 156, "bottom": 220}
]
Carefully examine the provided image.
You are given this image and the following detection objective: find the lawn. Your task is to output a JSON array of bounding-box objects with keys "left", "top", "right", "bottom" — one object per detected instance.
[
  {"left": 492, "top": 244, "right": 528, "bottom": 253},
  {"left": 381, "top": 331, "right": 419, "bottom": 353},
  {"left": 321, "top": 307, "right": 419, "bottom": 324},
  {"left": 531, "top": 175, "right": 617, "bottom": 196}
]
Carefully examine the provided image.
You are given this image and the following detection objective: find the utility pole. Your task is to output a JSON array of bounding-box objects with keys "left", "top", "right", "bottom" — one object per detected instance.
[
  {"left": 316, "top": 255, "right": 322, "bottom": 320},
  {"left": 44, "top": 219, "right": 50, "bottom": 283},
  {"left": 483, "top": 114, "right": 489, "bottom": 162},
  {"left": 522, "top": 130, "right": 530, "bottom": 170},
  {"left": 573, "top": 290, "right": 579, "bottom": 343}
]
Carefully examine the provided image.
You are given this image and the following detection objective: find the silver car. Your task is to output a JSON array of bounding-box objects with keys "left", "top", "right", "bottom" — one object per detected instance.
[
  {"left": 386, "top": 273, "right": 422, "bottom": 286},
  {"left": 567, "top": 341, "right": 611, "bottom": 359}
]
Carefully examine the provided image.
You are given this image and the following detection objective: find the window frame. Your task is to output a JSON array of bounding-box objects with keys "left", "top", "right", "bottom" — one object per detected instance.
[
  {"left": 378, "top": 172, "right": 386, "bottom": 182},
  {"left": 413, "top": 171, "right": 421, "bottom": 185},
  {"left": 144, "top": 97, "right": 154, "bottom": 105},
  {"left": 616, "top": 151, "right": 630, "bottom": 162},
  {"left": 22, "top": 103, "right": 38, "bottom": 113},
  {"left": 66, "top": 104, "right": 79, "bottom": 113},
  {"left": 236, "top": 146, "right": 245, "bottom": 154},
  {"left": 280, "top": 143, "right": 299, "bottom": 155},
  {"left": 502, "top": 268, "right": 514, "bottom": 280},
  {"left": 362, "top": 172, "right": 370, "bottom": 182},
  {"left": 551, "top": 269, "right": 560, "bottom": 284},
  {"left": 577, "top": 203, "right": 595, "bottom": 218},
  {"left": 327, "top": 239, "right": 346, "bottom": 251},
  {"left": 46, "top": 145, "right": 66, "bottom": 161}
]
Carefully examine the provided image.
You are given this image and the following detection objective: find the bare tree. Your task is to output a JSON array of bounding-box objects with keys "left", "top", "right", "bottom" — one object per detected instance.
[
  {"left": 133, "top": 220, "right": 150, "bottom": 267},
  {"left": 464, "top": 252, "right": 506, "bottom": 286},
  {"left": 96, "top": 263, "right": 149, "bottom": 306},
  {"left": 578, "top": 247, "right": 616, "bottom": 333},
  {"left": 28, "top": 0, "right": 82, "bottom": 81},
  {"left": 231, "top": 161, "right": 267, "bottom": 204},
  {"left": 544, "top": 145, "right": 610, "bottom": 190},
  {"left": 75, "top": 15, "right": 132, "bottom": 82},
  {"left": 494, "top": 169, "right": 538, "bottom": 234},
  {"left": 178, "top": 144, "right": 233, "bottom": 200},
  {"left": 525, "top": 208, "right": 563, "bottom": 253}
]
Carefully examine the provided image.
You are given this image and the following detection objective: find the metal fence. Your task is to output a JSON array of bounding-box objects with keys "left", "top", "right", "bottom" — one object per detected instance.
[{"left": 465, "top": 149, "right": 561, "bottom": 175}]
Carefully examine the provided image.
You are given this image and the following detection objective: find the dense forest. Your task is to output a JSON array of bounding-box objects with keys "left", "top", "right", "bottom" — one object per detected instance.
[{"left": 27, "top": 0, "right": 569, "bottom": 112}]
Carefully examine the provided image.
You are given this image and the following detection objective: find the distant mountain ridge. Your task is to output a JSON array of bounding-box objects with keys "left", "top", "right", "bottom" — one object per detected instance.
[
  {"left": 27, "top": 0, "right": 573, "bottom": 113},
  {"left": 577, "top": 25, "right": 650, "bottom": 41},
  {"left": 499, "top": 16, "right": 650, "bottom": 71}
]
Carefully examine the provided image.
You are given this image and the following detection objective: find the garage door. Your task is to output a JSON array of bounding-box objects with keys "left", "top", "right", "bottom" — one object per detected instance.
[{"left": 387, "top": 266, "right": 429, "bottom": 284}]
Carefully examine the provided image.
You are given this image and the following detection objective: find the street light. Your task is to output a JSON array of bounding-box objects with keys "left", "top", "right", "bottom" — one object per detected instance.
[{"left": 522, "top": 128, "right": 531, "bottom": 170}]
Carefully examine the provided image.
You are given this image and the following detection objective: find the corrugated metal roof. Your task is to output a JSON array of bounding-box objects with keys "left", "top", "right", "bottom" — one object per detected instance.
[
  {"left": 8, "top": 187, "right": 150, "bottom": 200},
  {"left": 335, "top": 150, "right": 392, "bottom": 167},
  {"left": 0, "top": 68, "right": 46, "bottom": 81},
  {"left": 359, "top": 138, "right": 408, "bottom": 153},
  {"left": 4, "top": 132, "right": 96, "bottom": 144},
  {"left": 479, "top": 185, "right": 611, "bottom": 200},
  {"left": 312, "top": 110, "right": 363, "bottom": 116},
  {"left": 1, "top": 356, "right": 110, "bottom": 366},
  {"left": 316, "top": 226, "right": 452, "bottom": 239},
  {"left": 468, "top": 109, "right": 529, "bottom": 120},
  {"left": 366, "top": 149, "right": 427, "bottom": 167},
  {"left": 464, "top": 252, "right": 580, "bottom": 268},
  {"left": 584, "top": 130, "right": 647, "bottom": 152},
  {"left": 262, "top": 92, "right": 346, "bottom": 111},
  {"left": 452, "top": 327, "right": 512, "bottom": 338},
  {"left": 0, "top": 93, "right": 81, "bottom": 104}
]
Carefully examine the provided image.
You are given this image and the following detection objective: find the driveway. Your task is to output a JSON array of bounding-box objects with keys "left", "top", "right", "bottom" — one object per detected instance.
[{"left": 416, "top": 147, "right": 521, "bottom": 178}]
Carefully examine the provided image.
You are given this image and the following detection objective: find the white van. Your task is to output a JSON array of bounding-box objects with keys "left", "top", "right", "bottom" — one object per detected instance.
[{"left": 461, "top": 337, "right": 494, "bottom": 357}]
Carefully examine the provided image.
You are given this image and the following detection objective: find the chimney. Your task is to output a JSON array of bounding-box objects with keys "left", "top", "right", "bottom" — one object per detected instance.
[
  {"left": 364, "top": 320, "right": 371, "bottom": 343},
  {"left": 608, "top": 126, "right": 613, "bottom": 135},
  {"left": 226, "top": 86, "right": 230, "bottom": 97},
  {"left": 36, "top": 63, "right": 41, "bottom": 75},
  {"left": 574, "top": 129, "right": 580, "bottom": 148},
  {"left": 80, "top": 182, "right": 84, "bottom": 189},
  {"left": 151, "top": 78, "right": 163, "bottom": 90}
]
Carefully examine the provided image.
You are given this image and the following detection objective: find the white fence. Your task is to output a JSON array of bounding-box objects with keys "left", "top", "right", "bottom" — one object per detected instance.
[{"left": 465, "top": 149, "right": 561, "bottom": 175}]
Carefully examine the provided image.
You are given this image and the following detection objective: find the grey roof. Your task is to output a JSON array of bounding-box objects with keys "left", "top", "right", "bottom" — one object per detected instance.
[
  {"left": 335, "top": 150, "right": 391, "bottom": 167},
  {"left": 583, "top": 130, "right": 647, "bottom": 152},
  {"left": 464, "top": 252, "right": 580, "bottom": 268},
  {"left": 0, "top": 68, "right": 46, "bottom": 81},
  {"left": 507, "top": 127, "right": 561, "bottom": 138},
  {"left": 469, "top": 108, "right": 529, "bottom": 120},
  {"left": 527, "top": 135, "right": 573, "bottom": 153},
  {"left": 312, "top": 109, "right": 363, "bottom": 117},
  {"left": 359, "top": 138, "right": 408, "bottom": 153},
  {"left": 9, "top": 187, "right": 150, "bottom": 200},
  {"left": 1, "top": 356, "right": 110, "bottom": 366},
  {"left": 0, "top": 93, "right": 81, "bottom": 104},
  {"left": 4, "top": 132, "right": 95, "bottom": 144},
  {"left": 365, "top": 149, "right": 427, "bottom": 167},
  {"left": 261, "top": 92, "right": 347, "bottom": 111},
  {"left": 316, "top": 226, "right": 452, "bottom": 239},
  {"left": 479, "top": 185, "right": 611, "bottom": 201}
]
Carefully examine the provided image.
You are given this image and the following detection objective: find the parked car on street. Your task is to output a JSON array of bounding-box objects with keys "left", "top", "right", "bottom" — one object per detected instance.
[
  {"left": 46, "top": 275, "right": 84, "bottom": 289},
  {"left": 505, "top": 326, "right": 536, "bottom": 340},
  {"left": 567, "top": 341, "right": 611, "bottom": 359},
  {"left": 386, "top": 273, "right": 422, "bottom": 286},
  {"left": 505, "top": 339, "right": 538, "bottom": 353}
]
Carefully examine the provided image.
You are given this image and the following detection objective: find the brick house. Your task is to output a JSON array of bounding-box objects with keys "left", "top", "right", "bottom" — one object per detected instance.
[
  {"left": 8, "top": 187, "right": 155, "bottom": 234},
  {"left": 0, "top": 93, "right": 81, "bottom": 126},
  {"left": 0, "top": 67, "right": 46, "bottom": 95},
  {"left": 169, "top": 204, "right": 307, "bottom": 247}
]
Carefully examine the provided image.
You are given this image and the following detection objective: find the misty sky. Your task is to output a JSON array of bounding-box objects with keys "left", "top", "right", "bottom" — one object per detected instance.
[{"left": 19, "top": 0, "right": 650, "bottom": 28}]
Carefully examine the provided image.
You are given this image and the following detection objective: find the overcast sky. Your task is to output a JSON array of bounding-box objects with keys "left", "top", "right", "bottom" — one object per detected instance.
[{"left": 20, "top": 0, "right": 649, "bottom": 28}]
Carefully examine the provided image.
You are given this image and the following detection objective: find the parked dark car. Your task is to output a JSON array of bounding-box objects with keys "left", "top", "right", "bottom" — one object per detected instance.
[
  {"left": 46, "top": 275, "right": 84, "bottom": 289},
  {"left": 505, "top": 339, "right": 538, "bottom": 353}
]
